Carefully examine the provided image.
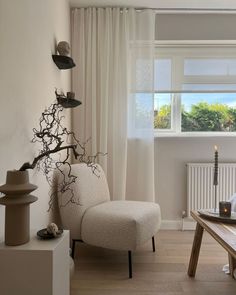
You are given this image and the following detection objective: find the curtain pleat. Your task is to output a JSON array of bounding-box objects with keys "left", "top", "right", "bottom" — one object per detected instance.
[{"left": 71, "top": 7, "right": 156, "bottom": 202}]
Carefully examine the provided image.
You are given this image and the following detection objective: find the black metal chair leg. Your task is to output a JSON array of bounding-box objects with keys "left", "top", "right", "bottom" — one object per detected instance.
[
  {"left": 72, "top": 239, "right": 76, "bottom": 258},
  {"left": 71, "top": 239, "right": 84, "bottom": 259},
  {"left": 152, "top": 236, "right": 155, "bottom": 252},
  {"left": 128, "top": 250, "right": 132, "bottom": 278}
]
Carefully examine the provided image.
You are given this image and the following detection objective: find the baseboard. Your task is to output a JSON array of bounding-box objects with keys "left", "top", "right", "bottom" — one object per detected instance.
[
  {"left": 160, "top": 220, "right": 182, "bottom": 230},
  {"left": 182, "top": 217, "right": 196, "bottom": 230},
  {"left": 160, "top": 218, "right": 196, "bottom": 230}
]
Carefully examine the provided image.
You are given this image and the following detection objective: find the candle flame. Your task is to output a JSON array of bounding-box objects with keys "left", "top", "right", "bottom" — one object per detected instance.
[
  {"left": 224, "top": 208, "right": 228, "bottom": 212},
  {"left": 214, "top": 145, "right": 218, "bottom": 151}
]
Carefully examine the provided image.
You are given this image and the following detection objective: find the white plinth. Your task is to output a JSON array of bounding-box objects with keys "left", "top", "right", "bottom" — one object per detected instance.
[{"left": 0, "top": 230, "right": 70, "bottom": 295}]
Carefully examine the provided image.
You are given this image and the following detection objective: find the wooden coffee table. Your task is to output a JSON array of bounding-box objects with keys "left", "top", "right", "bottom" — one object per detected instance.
[{"left": 188, "top": 210, "right": 236, "bottom": 278}]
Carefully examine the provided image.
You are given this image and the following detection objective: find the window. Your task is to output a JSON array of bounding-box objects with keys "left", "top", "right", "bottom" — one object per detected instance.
[
  {"left": 154, "top": 46, "right": 236, "bottom": 135},
  {"left": 181, "top": 92, "right": 236, "bottom": 132}
]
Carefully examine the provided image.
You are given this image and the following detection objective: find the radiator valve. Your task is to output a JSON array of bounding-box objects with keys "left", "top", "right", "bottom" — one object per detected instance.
[{"left": 182, "top": 210, "right": 187, "bottom": 218}]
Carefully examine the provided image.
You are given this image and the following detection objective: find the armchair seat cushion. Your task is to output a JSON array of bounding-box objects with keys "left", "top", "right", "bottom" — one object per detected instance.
[{"left": 81, "top": 200, "right": 161, "bottom": 251}]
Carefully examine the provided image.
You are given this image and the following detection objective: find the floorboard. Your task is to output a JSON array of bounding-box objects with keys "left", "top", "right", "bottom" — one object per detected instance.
[{"left": 70, "top": 230, "right": 236, "bottom": 295}]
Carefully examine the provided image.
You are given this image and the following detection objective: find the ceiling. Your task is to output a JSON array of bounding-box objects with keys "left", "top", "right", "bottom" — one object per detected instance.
[{"left": 69, "top": 0, "right": 236, "bottom": 10}]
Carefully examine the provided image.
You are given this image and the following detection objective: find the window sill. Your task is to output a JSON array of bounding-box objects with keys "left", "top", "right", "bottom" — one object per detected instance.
[{"left": 154, "top": 132, "right": 236, "bottom": 138}]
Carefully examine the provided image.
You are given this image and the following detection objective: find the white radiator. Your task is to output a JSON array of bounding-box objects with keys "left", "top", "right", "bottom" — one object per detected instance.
[{"left": 187, "top": 163, "right": 236, "bottom": 217}]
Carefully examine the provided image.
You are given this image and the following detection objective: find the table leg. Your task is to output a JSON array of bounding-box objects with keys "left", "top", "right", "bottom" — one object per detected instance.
[
  {"left": 228, "top": 253, "right": 236, "bottom": 279},
  {"left": 188, "top": 222, "right": 204, "bottom": 277}
]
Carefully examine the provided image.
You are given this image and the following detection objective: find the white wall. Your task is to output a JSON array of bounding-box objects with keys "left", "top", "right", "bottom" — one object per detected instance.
[
  {"left": 156, "top": 14, "right": 236, "bottom": 40},
  {"left": 0, "top": 0, "right": 71, "bottom": 236}
]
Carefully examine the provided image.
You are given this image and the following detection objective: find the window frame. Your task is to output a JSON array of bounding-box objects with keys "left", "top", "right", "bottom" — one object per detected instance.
[{"left": 154, "top": 43, "right": 236, "bottom": 137}]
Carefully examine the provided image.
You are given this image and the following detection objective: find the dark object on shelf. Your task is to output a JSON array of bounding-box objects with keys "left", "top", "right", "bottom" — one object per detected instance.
[
  {"left": 219, "top": 201, "right": 231, "bottom": 217},
  {"left": 52, "top": 55, "right": 76, "bottom": 69},
  {"left": 55, "top": 90, "right": 82, "bottom": 108},
  {"left": 198, "top": 209, "right": 236, "bottom": 223},
  {"left": 37, "top": 228, "right": 63, "bottom": 239}
]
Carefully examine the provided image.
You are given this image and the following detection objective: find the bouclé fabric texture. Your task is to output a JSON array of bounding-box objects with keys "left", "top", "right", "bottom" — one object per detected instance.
[{"left": 57, "top": 163, "right": 161, "bottom": 251}]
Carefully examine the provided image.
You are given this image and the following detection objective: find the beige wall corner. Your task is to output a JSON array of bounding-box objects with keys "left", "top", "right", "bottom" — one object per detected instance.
[{"left": 0, "top": 0, "right": 71, "bottom": 236}]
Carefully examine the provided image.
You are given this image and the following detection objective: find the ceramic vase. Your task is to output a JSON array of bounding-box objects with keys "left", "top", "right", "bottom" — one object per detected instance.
[{"left": 0, "top": 170, "right": 38, "bottom": 245}]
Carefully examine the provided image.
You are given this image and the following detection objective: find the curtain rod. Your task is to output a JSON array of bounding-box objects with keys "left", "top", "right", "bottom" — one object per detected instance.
[
  {"left": 138, "top": 8, "right": 236, "bottom": 15},
  {"left": 72, "top": 7, "right": 236, "bottom": 14},
  {"left": 139, "top": 8, "right": 236, "bottom": 14},
  {"left": 154, "top": 90, "right": 236, "bottom": 94}
]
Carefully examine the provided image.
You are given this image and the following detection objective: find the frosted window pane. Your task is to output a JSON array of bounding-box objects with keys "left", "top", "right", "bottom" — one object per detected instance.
[
  {"left": 135, "top": 93, "right": 153, "bottom": 129},
  {"left": 184, "top": 59, "right": 236, "bottom": 76},
  {"left": 229, "top": 60, "right": 236, "bottom": 75},
  {"left": 154, "top": 59, "right": 171, "bottom": 90},
  {"left": 183, "top": 84, "right": 236, "bottom": 91},
  {"left": 135, "top": 59, "right": 153, "bottom": 91}
]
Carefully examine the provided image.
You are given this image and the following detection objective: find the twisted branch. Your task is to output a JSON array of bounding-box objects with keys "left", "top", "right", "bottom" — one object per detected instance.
[{"left": 19, "top": 102, "right": 106, "bottom": 210}]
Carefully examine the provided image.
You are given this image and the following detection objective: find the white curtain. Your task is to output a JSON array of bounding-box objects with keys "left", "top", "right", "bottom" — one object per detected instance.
[{"left": 71, "top": 7, "right": 156, "bottom": 202}]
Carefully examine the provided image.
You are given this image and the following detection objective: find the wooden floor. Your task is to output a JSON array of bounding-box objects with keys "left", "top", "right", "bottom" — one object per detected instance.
[{"left": 70, "top": 230, "right": 236, "bottom": 295}]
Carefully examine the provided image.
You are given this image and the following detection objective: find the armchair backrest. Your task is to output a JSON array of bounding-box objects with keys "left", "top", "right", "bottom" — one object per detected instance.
[{"left": 57, "top": 163, "right": 110, "bottom": 239}]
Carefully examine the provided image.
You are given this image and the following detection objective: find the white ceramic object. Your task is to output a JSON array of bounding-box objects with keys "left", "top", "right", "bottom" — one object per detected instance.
[{"left": 57, "top": 41, "right": 70, "bottom": 56}]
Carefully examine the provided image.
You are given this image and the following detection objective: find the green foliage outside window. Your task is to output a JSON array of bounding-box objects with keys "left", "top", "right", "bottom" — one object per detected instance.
[
  {"left": 155, "top": 102, "right": 236, "bottom": 131},
  {"left": 154, "top": 105, "right": 171, "bottom": 129}
]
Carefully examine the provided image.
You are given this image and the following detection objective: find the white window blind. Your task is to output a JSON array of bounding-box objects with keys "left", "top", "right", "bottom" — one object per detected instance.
[{"left": 154, "top": 47, "right": 236, "bottom": 93}]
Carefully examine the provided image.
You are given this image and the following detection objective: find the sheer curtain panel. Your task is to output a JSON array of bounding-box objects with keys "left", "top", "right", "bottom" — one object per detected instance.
[{"left": 71, "top": 8, "right": 156, "bottom": 202}]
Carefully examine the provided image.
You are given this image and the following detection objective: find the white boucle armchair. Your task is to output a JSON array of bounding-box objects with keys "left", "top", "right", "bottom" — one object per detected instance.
[{"left": 57, "top": 163, "right": 161, "bottom": 278}]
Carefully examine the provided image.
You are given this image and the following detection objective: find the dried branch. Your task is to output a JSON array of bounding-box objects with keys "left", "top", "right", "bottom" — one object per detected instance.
[{"left": 19, "top": 101, "right": 106, "bottom": 210}]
